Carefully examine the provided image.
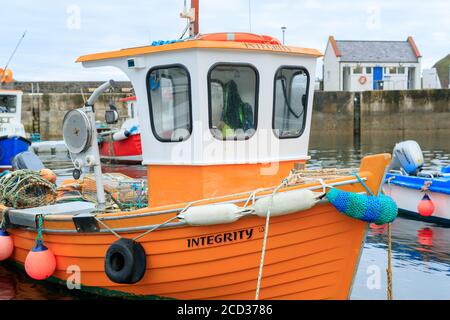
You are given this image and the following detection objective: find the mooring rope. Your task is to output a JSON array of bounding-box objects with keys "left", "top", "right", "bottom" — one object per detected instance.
[
  {"left": 255, "top": 179, "right": 288, "bottom": 300},
  {"left": 387, "top": 223, "right": 393, "bottom": 300},
  {"left": 385, "top": 174, "right": 394, "bottom": 300}
]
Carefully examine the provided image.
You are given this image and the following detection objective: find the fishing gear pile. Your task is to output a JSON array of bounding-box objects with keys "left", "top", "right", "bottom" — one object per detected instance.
[{"left": 0, "top": 170, "right": 56, "bottom": 209}]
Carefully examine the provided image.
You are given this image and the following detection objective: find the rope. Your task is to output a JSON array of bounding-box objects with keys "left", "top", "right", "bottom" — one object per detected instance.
[
  {"left": 35, "top": 214, "right": 45, "bottom": 245},
  {"left": 354, "top": 172, "right": 375, "bottom": 196},
  {"left": 94, "top": 216, "right": 122, "bottom": 239},
  {"left": 387, "top": 223, "right": 393, "bottom": 300},
  {"left": 255, "top": 179, "right": 287, "bottom": 300},
  {"left": 132, "top": 216, "right": 179, "bottom": 241}
]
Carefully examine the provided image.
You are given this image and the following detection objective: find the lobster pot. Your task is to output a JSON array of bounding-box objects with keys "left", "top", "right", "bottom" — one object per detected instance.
[{"left": 84, "top": 173, "right": 148, "bottom": 209}]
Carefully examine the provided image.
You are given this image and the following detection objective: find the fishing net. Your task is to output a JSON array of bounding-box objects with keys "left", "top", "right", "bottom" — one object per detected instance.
[{"left": 0, "top": 170, "right": 56, "bottom": 209}]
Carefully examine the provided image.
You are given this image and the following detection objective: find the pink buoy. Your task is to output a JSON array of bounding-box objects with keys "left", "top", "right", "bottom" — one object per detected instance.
[
  {"left": 25, "top": 241, "right": 56, "bottom": 280},
  {"left": 0, "top": 230, "right": 14, "bottom": 261}
]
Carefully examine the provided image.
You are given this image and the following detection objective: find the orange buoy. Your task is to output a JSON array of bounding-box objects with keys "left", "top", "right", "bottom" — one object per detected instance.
[
  {"left": 418, "top": 194, "right": 435, "bottom": 217},
  {"left": 0, "top": 230, "right": 14, "bottom": 261},
  {"left": 25, "top": 242, "right": 56, "bottom": 280},
  {"left": 39, "top": 168, "right": 57, "bottom": 184},
  {"left": 0, "top": 68, "right": 13, "bottom": 83}
]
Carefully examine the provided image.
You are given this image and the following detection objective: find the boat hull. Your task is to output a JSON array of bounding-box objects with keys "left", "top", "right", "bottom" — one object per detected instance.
[
  {"left": 99, "top": 134, "right": 142, "bottom": 164},
  {"left": 9, "top": 204, "right": 366, "bottom": 300},
  {"left": 385, "top": 183, "right": 450, "bottom": 224},
  {"left": 5, "top": 154, "right": 391, "bottom": 299}
]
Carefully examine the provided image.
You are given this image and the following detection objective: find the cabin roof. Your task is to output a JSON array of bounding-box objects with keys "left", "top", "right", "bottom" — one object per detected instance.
[
  {"left": 76, "top": 39, "right": 322, "bottom": 63},
  {"left": 0, "top": 90, "right": 23, "bottom": 94}
]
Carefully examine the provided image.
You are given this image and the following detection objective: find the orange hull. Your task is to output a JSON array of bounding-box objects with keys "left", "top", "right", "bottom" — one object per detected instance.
[{"left": 6, "top": 154, "right": 390, "bottom": 300}]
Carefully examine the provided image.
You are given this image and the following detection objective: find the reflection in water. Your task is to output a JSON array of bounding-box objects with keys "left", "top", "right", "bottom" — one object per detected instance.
[{"left": 0, "top": 131, "right": 449, "bottom": 299}]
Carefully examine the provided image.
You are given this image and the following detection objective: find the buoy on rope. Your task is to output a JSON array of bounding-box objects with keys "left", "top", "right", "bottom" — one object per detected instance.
[
  {"left": 0, "top": 230, "right": 14, "bottom": 261},
  {"left": 418, "top": 194, "right": 434, "bottom": 217},
  {"left": 25, "top": 241, "right": 56, "bottom": 280},
  {"left": 25, "top": 215, "right": 56, "bottom": 280},
  {"left": 39, "top": 168, "right": 57, "bottom": 184}
]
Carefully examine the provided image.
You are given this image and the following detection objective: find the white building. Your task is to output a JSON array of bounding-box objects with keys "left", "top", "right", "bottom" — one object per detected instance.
[
  {"left": 422, "top": 68, "right": 442, "bottom": 89},
  {"left": 323, "top": 36, "right": 422, "bottom": 91}
]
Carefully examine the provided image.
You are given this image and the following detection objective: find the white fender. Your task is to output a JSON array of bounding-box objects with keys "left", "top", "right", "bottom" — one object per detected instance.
[
  {"left": 255, "top": 189, "right": 318, "bottom": 217},
  {"left": 178, "top": 203, "right": 247, "bottom": 226}
]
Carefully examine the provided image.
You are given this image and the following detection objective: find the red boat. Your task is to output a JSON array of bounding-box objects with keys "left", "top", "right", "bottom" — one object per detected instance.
[{"left": 99, "top": 96, "right": 143, "bottom": 164}]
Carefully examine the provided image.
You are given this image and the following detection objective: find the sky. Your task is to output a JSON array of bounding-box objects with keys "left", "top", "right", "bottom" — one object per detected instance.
[{"left": 0, "top": 0, "right": 449, "bottom": 81}]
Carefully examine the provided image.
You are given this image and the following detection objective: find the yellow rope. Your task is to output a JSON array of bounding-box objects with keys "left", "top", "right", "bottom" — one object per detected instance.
[{"left": 387, "top": 222, "right": 393, "bottom": 300}]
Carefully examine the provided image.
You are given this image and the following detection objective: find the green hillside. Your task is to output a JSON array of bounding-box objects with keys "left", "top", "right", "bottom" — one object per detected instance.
[{"left": 433, "top": 54, "right": 450, "bottom": 89}]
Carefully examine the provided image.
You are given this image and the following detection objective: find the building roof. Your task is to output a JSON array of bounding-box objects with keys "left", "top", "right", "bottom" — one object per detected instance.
[
  {"left": 77, "top": 39, "right": 322, "bottom": 63},
  {"left": 329, "top": 36, "right": 421, "bottom": 63}
]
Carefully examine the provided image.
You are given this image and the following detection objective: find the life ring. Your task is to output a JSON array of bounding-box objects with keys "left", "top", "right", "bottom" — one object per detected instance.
[
  {"left": 0, "top": 69, "right": 13, "bottom": 83},
  {"left": 358, "top": 76, "right": 367, "bottom": 85},
  {"left": 197, "top": 33, "right": 281, "bottom": 45},
  {"left": 104, "top": 238, "right": 146, "bottom": 284}
]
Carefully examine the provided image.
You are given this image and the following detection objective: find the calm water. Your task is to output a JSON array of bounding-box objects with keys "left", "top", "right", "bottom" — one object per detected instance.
[{"left": 1, "top": 132, "right": 449, "bottom": 300}]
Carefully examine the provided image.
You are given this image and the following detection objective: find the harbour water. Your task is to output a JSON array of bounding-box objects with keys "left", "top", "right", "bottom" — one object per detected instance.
[{"left": 0, "top": 132, "right": 449, "bottom": 300}]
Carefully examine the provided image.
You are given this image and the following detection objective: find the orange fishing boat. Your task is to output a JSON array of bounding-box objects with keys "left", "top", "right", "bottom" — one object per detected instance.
[{"left": 0, "top": 1, "right": 395, "bottom": 300}]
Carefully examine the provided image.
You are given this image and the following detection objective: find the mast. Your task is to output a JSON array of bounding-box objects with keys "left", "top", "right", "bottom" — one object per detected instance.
[
  {"left": 192, "top": 0, "right": 199, "bottom": 36},
  {"left": 181, "top": 0, "right": 199, "bottom": 37}
]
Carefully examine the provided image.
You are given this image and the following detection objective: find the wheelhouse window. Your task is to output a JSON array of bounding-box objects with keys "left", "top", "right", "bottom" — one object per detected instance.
[
  {"left": 208, "top": 64, "right": 258, "bottom": 140},
  {"left": 273, "top": 67, "right": 309, "bottom": 139},
  {"left": 147, "top": 65, "right": 192, "bottom": 142},
  {"left": 0, "top": 95, "right": 17, "bottom": 114}
]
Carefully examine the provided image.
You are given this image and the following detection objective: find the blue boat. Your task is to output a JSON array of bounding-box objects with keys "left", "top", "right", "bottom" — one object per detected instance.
[
  {"left": 385, "top": 140, "right": 450, "bottom": 225},
  {"left": 0, "top": 90, "right": 30, "bottom": 168}
]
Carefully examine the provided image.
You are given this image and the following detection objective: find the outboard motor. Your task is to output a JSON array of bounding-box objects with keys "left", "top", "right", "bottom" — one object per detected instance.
[
  {"left": 388, "top": 140, "right": 424, "bottom": 175},
  {"left": 12, "top": 151, "right": 45, "bottom": 170}
]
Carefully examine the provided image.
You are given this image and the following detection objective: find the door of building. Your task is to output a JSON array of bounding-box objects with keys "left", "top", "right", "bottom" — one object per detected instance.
[{"left": 373, "top": 67, "right": 383, "bottom": 90}]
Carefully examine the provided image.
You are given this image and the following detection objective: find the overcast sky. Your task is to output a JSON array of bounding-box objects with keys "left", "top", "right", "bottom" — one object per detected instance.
[{"left": 1, "top": 0, "right": 448, "bottom": 81}]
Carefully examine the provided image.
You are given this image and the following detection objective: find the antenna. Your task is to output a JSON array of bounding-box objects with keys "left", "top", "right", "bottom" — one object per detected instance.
[
  {"left": 1, "top": 31, "right": 27, "bottom": 84},
  {"left": 2, "top": 31, "right": 27, "bottom": 74},
  {"left": 248, "top": 0, "right": 252, "bottom": 33},
  {"left": 281, "top": 26, "right": 287, "bottom": 45}
]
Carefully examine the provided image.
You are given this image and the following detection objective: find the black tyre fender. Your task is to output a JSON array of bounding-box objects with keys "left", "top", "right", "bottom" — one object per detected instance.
[{"left": 104, "top": 238, "right": 146, "bottom": 284}]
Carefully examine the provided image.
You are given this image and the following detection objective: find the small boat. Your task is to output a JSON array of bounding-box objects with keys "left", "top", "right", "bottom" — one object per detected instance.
[
  {"left": 385, "top": 140, "right": 450, "bottom": 225},
  {"left": 0, "top": 3, "right": 396, "bottom": 300},
  {"left": 98, "top": 96, "right": 143, "bottom": 164},
  {"left": 0, "top": 90, "right": 30, "bottom": 170}
]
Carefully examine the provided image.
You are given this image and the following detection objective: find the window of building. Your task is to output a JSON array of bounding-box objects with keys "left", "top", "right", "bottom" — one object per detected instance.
[
  {"left": 398, "top": 67, "right": 405, "bottom": 74},
  {"left": 147, "top": 65, "right": 192, "bottom": 142},
  {"left": 208, "top": 64, "right": 258, "bottom": 140},
  {"left": 389, "top": 67, "right": 397, "bottom": 74},
  {"left": 366, "top": 67, "right": 372, "bottom": 74},
  {"left": 0, "top": 95, "right": 17, "bottom": 114},
  {"left": 353, "top": 66, "right": 363, "bottom": 74},
  {"left": 273, "top": 67, "right": 309, "bottom": 139}
]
